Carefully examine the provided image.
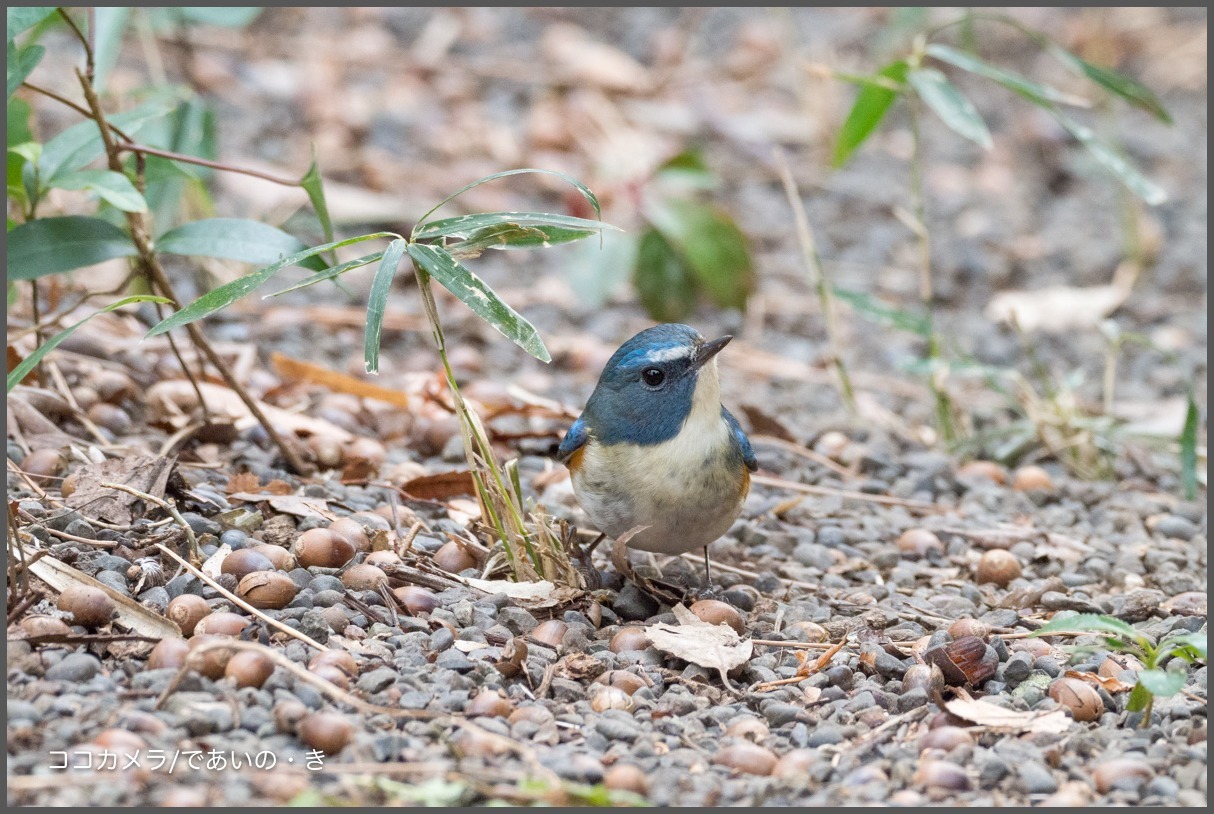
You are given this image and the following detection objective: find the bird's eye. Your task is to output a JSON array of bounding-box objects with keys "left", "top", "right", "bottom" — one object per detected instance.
[{"left": 642, "top": 368, "right": 665, "bottom": 387}]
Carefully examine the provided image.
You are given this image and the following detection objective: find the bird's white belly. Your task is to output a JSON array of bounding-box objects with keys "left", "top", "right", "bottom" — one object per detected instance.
[{"left": 570, "top": 424, "right": 747, "bottom": 555}]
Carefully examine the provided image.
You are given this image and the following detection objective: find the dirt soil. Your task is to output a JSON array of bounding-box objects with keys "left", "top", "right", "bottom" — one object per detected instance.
[{"left": 7, "top": 7, "right": 1207, "bottom": 807}]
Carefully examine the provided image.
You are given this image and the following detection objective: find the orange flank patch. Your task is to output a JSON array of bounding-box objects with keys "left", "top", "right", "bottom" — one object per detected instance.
[
  {"left": 738, "top": 468, "right": 751, "bottom": 501},
  {"left": 565, "top": 445, "right": 586, "bottom": 473}
]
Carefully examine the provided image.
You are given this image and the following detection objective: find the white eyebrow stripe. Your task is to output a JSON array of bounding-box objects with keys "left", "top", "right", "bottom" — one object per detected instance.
[{"left": 644, "top": 345, "right": 693, "bottom": 363}]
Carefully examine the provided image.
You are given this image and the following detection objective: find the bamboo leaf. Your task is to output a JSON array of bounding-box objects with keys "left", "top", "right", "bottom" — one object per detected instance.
[
  {"left": 412, "top": 169, "right": 602, "bottom": 238},
  {"left": 632, "top": 227, "right": 697, "bottom": 322},
  {"left": 833, "top": 60, "right": 908, "bottom": 168},
  {"left": 925, "top": 44, "right": 1084, "bottom": 107},
  {"left": 146, "top": 232, "right": 399, "bottom": 337},
  {"left": 92, "top": 7, "right": 131, "bottom": 93},
  {"left": 908, "top": 67, "right": 992, "bottom": 149},
  {"left": 364, "top": 239, "right": 408, "bottom": 374},
  {"left": 1053, "top": 113, "right": 1167, "bottom": 205},
  {"left": 157, "top": 218, "right": 327, "bottom": 271},
  {"left": 6, "top": 216, "right": 137, "bottom": 280},
  {"left": 447, "top": 223, "right": 600, "bottom": 259},
  {"left": 38, "top": 96, "right": 176, "bottom": 184},
  {"left": 1048, "top": 45, "right": 1171, "bottom": 123},
  {"left": 406, "top": 243, "right": 550, "bottom": 363},
  {"left": 645, "top": 199, "right": 753, "bottom": 310},
  {"left": 299, "top": 156, "right": 334, "bottom": 246},
  {"left": 413, "top": 211, "right": 615, "bottom": 243},
  {"left": 8, "top": 295, "right": 170, "bottom": 391},
  {"left": 263, "top": 252, "right": 384, "bottom": 298}
]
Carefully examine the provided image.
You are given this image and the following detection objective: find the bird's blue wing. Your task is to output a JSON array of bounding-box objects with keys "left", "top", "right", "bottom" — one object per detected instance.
[
  {"left": 557, "top": 415, "right": 590, "bottom": 464},
  {"left": 722, "top": 407, "right": 758, "bottom": 472}
]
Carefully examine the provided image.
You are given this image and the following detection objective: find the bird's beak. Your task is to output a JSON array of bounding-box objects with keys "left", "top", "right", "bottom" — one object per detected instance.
[{"left": 693, "top": 335, "right": 732, "bottom": 369}]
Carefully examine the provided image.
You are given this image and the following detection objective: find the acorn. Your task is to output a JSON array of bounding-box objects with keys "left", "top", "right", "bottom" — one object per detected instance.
[
  {"left": 947, "top": 619, "right": 990, "bottom": 641},
  {"left": 92, "top": 369, "right": 135, "bottom": 403},
  {"left": 914, "top": 759, "right": 971, "bottom": 790},
  {"left": 310, "top": 664, "right": 351, "bottom": 690},
  {"left": 924, "top": 636, "right": 998, "bottom": 686},
  {"left": 530, "top": 619, "right": 569, "bottom": 649},
  {"left": 603, "top": 763, "right": 649, "bottom": 795},
  {"left": 306, "top": 434, "right": 345, "bottom": 470},
  {"left": 466, "top": 690, "right": 514, "bottom": 718},
  {"left": 166, "top": 594, "right": 211, "bottom": 636},
  {"left": 274, "top": 699, "right": 309, "bottom": 735},
  {"left": 21, "top": 448, "right": 64, "bottom": 485},
  {"left": 590, "top": 684, "right": 634, "bottom": 712},
  {"left": 976, "top": 549, "right": 1021, "bottom": 587},
  {"left": 1012, "top": 465, "right": 1053, "bottom": 492},
  {"left": 225, "top": 650, "right": 274, "bottom": 688},
  {"left": 309, "top": 649, "right": 357, "bottom": 677},
  {"left": 364, "top": 550, "right": 401, "bottom": 569},
  {"left": 393, "top": 586, "right": 437, "bottom": 616},
  {"left": 772, "top": 749, "right": 815, "bottom": 780},
  {"left": 59, "top": 470, "right": 79, "bottom": 499},
  {"left": 19, "top": 615, "right": 72, "bottom": 638},
  {"left": 919, "top": 726, "right": 974, "bottom": 753},
  {"left": 1048, "top": 677, "right": 1103, "bottom": 722},
  {"left": 147, "top": 637, "right": 190, "bottom": 670},
  {"left": 328, "top": 518, "right": 370, "bottom": 553},
  {"left": 344, "top": 437, "right": 386, "bottom": 469},
  {"left": 87, "top": 403, "right": 131, "bottom": 435},
  {"left": 188, "top": 634, "right": 235, "bottom": 679},
  {"left": 594, "top": 670, "right": 649, "bottom": 696},
  {"left": 902, "top": 663, "right": 945, "bottom": 696},
  {"left": 340, "top": 564, "right": 387, "bottom": 592},
  {"left": 609, "top": 627, "right": 650, "bottom": 654},
  {"left": 57, "top": 585, "right": 115, "bottom": 628},
  {"left": 956, "top": 460, "right": 1006, "bottom": 485},
  {"left": 252, "top": 544, "right": 295, "bottom": 571},
  {"left": 237, "top": 572, "right": 297, "bottom": 610},
  {"left": 432, "top": 540, "right": 477, "bottom": 574},
  {"left": 725, "top": 717, "right": 769, "bottom": 742},
  {"left": 293, "top": 528, "right": 356, "bottom": 569},
  {"left": 1093, "top": 758, "right": 1154, "bottom": 794},
  {"left": 193, "top": 611, "right": 251, "bottom": 638},
  {"left": 220, "top": 549, "right": 275, "bottom": 579},
  {"left": 298, "top": 712, "right": 353, "bottom": 755},
  {"left": 689, "top": 599, "right": 745, "bottom": 634},
  {"left": 784, "top": 620, "right": 829, "bottom": 643},
  {"left": 712, "top": 742, "right": 777, "bottom": 776},
  {"left": 896, "top": 528, "right": 943, "bottom": 559},
  {"left": 508, "top": 705, "right": 555, "bottom": 727}
]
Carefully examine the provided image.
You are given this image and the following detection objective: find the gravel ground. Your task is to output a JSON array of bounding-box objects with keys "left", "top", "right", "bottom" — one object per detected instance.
[{"left": 7, "top": 7, "right": 1207, "bottom": 807}]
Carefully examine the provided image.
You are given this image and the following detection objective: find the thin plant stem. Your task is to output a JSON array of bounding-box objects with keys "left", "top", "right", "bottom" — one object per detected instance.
[
  {"left": 28, "top": 281, "right": 43, "bottom": 355},
  {"left": 57, "top": 8, "right": 94, "bottom": 80},
  {"left": 74, "top": 68, "right": 311, "bottom": 475},
  {"left": 772, "top": 146, "right": 857, "bottom": 416}
]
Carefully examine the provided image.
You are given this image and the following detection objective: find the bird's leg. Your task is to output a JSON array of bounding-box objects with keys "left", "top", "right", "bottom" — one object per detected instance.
[
  {"left": 584, "top": 532, "right": 606, "bottom": 556},
  {"left": 702, "top": 547, "right": 712, "bottom": 587}
]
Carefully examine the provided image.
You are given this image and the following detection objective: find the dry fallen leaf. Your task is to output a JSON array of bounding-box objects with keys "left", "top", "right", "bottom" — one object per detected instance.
[
  {"left": 985, "top": 261, "right": 1137, "bottom": 333},
  {"left": 200, "top": 544, "right": 233, "bottom": 580},
  {"left": 26, "top": 555, "right": 181, "bottom": 639},
  {"left": 645, "top": 603, "right": 754, "bottom": 685},
  {"left": 401, "top": 470, "right": 476, "bottom": 500},
  {"left": 458, "top": 576, "right": 582, "bottom": 608},
  {"left": 228, "top": 492, "right": 335, "bottom": 522},
  {"left": 147, "top": 380, "right": 354, "bottom": 441},
  {"left": 271, "top": 352, "right": 410, "bottom": 408},
  {"left": 944, "top": 695, "right": 1072, "bottom": 734},
  {"left": 226, "top": 472, "right": 261, "bottom": 494},
  {"left": 65, "top": 455, "right": 177, "bottom": 525},
  {"left": 1063, "top": 669, "right": 1135, "bottom": 694}
]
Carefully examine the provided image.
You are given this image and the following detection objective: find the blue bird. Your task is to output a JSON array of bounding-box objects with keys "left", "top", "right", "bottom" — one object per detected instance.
[{"left": 557, "top": 324, "right": 757, "bottom": 583}]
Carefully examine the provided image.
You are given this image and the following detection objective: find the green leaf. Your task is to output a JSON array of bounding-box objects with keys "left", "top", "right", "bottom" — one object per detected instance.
[
  {"left": 447, "top": 223, "right": 600, "bottom": 259},
  {"left": 146, "top": 232, "right": 399, "bottom": 337},
  {"left": 7, "top": 7, "right": 58, "bottom": 41},
  {"left": 1053, "top": 113, "right": 1167, "bottom": 205},
  {"left": 263, "top": 252, "right": 384, "bottom": 298},
  {"left": 908, "top": 67, "right": 992, "bottom": 149},
  {"left": 407, "top": 242, "right": 551, "bottom": 363},
  {"left": 645, "top": 199, "right": 753, "bottom": 310},
  {"left": 7, "top": 96, "right": 32, "bottom": 204},
  {"left": 1126, "top": 681, "right": 1152, "bottom": 712},
  {"left": 92, "top": 7, "right": 131, "bottom": 93},
  {"left": 413, "top": 211, "right": 615, "bottom": 243},
  {"left": 1048, "top": 45, "right": 1171, "bottom": 123},
  {"left": 299, "top": 156, "right": 334, "bottom": 246},
  {"left": 633, "top": 227, "right": 697, "bottom": 322},
  {"left": 176, "top": 8, "right": 263, "bottom": 27},
  {"left": 924, "top": 44, "right": 1083, "bottom": 108},
  {"left": 7, "top": 43, "right": 43, "bottom": 101},
  {"left": 1137, "top": 667, "right": 1187, "bottom": 699},
  {"left": 156, "top": 218, "right": 326, "bottom": 270},
  {"left": 412, "top": 168, "right": 602, "bottom": 238},
  {"left": 6, "top": 216, "right": 137, "bottom": 280},
  {"left": 1159, "top": 631, "right": 1207, "bottom": 663},
  {"left": 364, "top": 239, "right": 408, "bottom": 374},
  {"left": 833, "top": 60, "right": 908, "bottom": 167},
  {"left": 1179, "top": 386, "right": 1199, "bottom": 501},
  {"left": 52, "top": 169, "right": 147, "bottom": 212},
  {"left": 1030, "top": 613, "right": 1151, "bottom": 649},
  {"left": 832, "top": 287, "right": 932, "bottom": 337},
  {"left": 38, "top": 96, "right": 176, "bottom": 184},
  {"left": 7, "top": 295, "right": 170, "bottom": 391}
]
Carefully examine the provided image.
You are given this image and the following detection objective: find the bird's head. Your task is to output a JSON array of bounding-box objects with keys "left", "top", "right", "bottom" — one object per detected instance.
[{"left": 584, "top": 323, "right": 731, "bottom": 446}]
